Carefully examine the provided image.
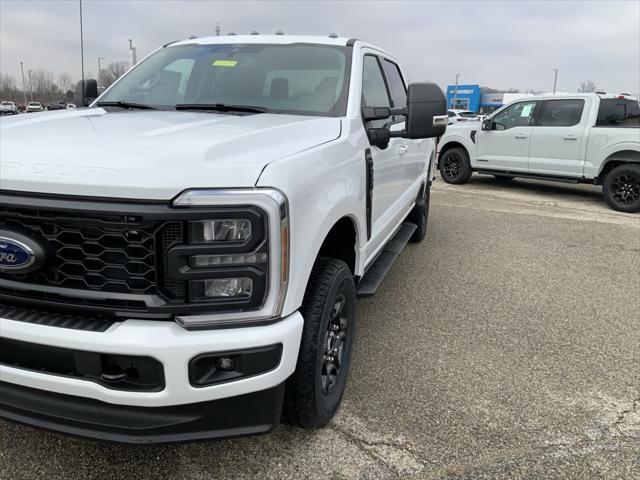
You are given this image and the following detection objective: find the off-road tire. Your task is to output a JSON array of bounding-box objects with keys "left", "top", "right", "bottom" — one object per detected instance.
[
  {"left": 439, "top": 147, "right": 472, "bottom": 184},
  {"left": 602, "top": 164, "right": 640, "bottom": 213},
  {"left": 283, "top": 258, "right": 356, "bottom": 429}
]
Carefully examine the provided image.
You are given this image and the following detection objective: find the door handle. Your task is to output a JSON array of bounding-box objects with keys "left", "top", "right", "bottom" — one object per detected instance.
[
  {"left": 396, "top": 144, "right": 409, "bottom": 155},
  {"left": 514, "top": 134, "right": 528, "bottom": 139},
  {"left": 563, "top": 135, "right": 578, "bottom": 140}
]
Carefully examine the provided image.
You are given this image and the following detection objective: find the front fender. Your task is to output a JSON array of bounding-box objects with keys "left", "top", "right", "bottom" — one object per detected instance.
[{"left": 256, "top": 128, "right": 365, "bottom": 317}]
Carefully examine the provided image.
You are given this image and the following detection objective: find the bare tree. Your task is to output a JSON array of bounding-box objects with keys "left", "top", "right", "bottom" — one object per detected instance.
[
  {"left": 100, "top": 61, "right": 129, "bottom": 88},
  {"left": 0, "top": 74, "right": 18, "bottom": 100},
  {"left": 579, "top": 80, "right": 597, "bottom": 93},
  {"left": 57, "top": 73, "right": 73, "bottom": 94}
]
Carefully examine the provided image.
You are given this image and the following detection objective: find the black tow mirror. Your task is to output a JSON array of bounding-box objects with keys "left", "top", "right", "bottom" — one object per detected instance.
[
  {"left": 481, "top": 118, "right": 492, "bottom": 131},
  {"left": 73, "top": 79, "right": 99, "bottom": 107},
  {"left": 403, "top": 83, "right": 447, "bottom": 139}
]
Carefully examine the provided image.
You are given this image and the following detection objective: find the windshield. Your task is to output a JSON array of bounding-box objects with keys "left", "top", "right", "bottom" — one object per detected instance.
[
  {"left": 28, "top": 103, "right": 39, "bottom": 106},
  {"left": 99, "top": 43, "right": 351, "bottom": 116}
]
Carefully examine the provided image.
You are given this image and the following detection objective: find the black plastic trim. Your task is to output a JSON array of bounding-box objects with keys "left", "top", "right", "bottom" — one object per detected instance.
[
  {"left": 0, "top": 381, "right": 285, "bottom": 444},
  {"left": 0, "top": 302, "right": 114, "bottom": 331},
  {"left": 189, "top": 344, "right": 282, "bottom": 387},
  {"left": 346, "top": 38, "right": 358, "bottom": 46},
  {"left": 475, "top": 169, "right": 585, "bottom": 184},
  {"left": 0, "top": 338, "right": 165, "bottom": 392},
  {"left": 365, "top": 148, "right": 374, "bottom": 240}
]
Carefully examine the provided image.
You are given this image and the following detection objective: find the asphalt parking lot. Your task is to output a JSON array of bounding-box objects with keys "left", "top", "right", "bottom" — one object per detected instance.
[{"left": 1, "top": 174, "right": 638, "bottom": 480}]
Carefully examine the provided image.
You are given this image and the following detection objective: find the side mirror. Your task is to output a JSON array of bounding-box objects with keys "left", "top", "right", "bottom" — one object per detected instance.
[
  {"left": 404, "top": 82, "right": 447, "bottom": 139},
  {"left": 481, "top": 118, "right": 492, "bottom": 131},
  {"left": 73, "top": 79, "right": 99, "bottom": 107}
]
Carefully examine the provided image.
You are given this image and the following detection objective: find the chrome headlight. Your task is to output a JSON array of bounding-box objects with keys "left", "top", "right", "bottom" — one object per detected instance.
[{"left": 171, "top": 188, "right": 289, "bottom": 328}]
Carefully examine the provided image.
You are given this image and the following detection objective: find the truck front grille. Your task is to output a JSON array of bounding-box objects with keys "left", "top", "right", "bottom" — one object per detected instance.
[
  {"left": 0, "top": 204, "right": 161, "bottom": 295},
  {"left": 0, "top": 194, "right": 192, "bottom": 319}
]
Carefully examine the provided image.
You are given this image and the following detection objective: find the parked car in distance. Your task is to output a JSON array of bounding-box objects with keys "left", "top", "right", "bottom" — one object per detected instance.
[
  {"left": 447, "top": 109, "right": 479, "bottom": 125},
  {"left": 0, "top": 34, "right": 448, "bottom": 444},
  {"left": 438, "top": 93, "right": 640, "bottom": 212},
  {"left": 47, "top": 100, "right": 68, "bottom": 111},
  {"left": 0, "top": 101, "right": 18, "bottom": 115},
  {"left": 26, "top": 101, "right": 43, "bottom": 113},
  {"left": 66, "top": 103, "right": 77, "bottom": 109}
]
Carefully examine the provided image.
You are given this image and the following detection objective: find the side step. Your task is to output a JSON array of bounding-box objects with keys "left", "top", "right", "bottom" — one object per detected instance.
[
  {"left": 476, "top": 169, "right": 581, "bottom": 184},
  {"left": 356, "top": 222, "right": 417, "bottom": 298}
]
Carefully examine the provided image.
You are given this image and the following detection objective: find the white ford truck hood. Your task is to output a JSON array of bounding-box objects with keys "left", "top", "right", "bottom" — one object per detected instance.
[{"left": 0, "top": 109, "right": 341, "bottom": 200}]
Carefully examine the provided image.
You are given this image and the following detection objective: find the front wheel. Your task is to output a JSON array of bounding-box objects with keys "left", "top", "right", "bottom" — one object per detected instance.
[
  {"left": 439, "top": 147, "right": 472, "bottom": 184},
  {"left": 283, "top": 258, "right": 356, "bottom": 429},
  {"left": 602, "top": 164, "right": 640, "bottom": 213}
]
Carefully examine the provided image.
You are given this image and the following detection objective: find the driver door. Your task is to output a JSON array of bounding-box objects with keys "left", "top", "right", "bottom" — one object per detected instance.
[
  {"left": 361, "top": 54, "right": 408, "bottom": 255},
  {"left": 476, "top": 100, "right": 540, "bottom": 171}
]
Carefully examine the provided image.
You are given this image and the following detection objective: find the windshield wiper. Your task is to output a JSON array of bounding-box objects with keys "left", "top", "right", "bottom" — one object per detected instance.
[
  {"left": 174, "top": 103, "right": 269, "bottom": 113},
  {"left": 95, "top": 101, "right": 157, "bottom": 110}
]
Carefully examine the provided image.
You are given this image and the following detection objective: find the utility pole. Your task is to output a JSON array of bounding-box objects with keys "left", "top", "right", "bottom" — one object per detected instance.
[
  {"left": 215, "top": 22, "right": 221, "bottom": 36},
  {"left": 97, "top": 57, "right": 104, "bottom": 88},
  {"left": 20, "top": 62, "right": 27, "bottom": 106},
  {"left": 128, "top": 39, "right": 137, "bottom": 67},
  {"left": 452, "top": 73, "right": 460, "bottom": 109},
  {"left": 552, "top": 68, "right": 558, "bottom": 94},
  {"left": 27, "top": 70, "right": 33, "bottom": 102},
  {"left": 79, "top": 0, "right": 85, "bottom": 102}
]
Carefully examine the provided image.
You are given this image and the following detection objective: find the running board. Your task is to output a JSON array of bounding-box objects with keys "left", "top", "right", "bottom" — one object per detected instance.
[
  {"left": 476, "top": 169, "right": 582, "bottom": 184},
  {"left": 356, "top": 222, "right": 417, "bottom": 298}
]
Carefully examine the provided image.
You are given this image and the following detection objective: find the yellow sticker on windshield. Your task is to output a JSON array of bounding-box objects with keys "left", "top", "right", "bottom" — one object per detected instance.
[{"left": 212, "top": 59, "right": 238, "bottom": 67}]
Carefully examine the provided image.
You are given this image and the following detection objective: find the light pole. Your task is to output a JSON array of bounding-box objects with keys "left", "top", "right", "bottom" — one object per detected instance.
[
  {"left": 552, "top": 68, "right": 558, "bottom": 94},
  {"left": 20, "top": 62, "right": 27, "bottom": 106},
  {"left": 97, "top": 57, "right": 104, "bottom": 88},
  {"left": 452, "top": 73, "right": 460, "bottom": 109},
  {"left": 27, "top": 70, "right": 33, "bottom": 102},
  {"left": 79, "top": 0, "right": 85, "bottom": 102}
]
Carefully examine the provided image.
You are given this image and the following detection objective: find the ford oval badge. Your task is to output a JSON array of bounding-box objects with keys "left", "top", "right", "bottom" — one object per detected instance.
[{"left": 0, "top": 231, "right": 45, "bottom": 274}]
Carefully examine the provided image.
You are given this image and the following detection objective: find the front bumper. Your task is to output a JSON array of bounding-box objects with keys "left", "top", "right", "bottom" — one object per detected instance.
[{"left": 0, "top": 311, "right": 303, "bottom": 442}]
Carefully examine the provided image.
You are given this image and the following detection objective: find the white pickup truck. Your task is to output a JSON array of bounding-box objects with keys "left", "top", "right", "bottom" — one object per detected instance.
[
  {"left": 0, "top": 35, "right": 447, "bottom": 443},
  {"left": 438, "top": 94, "right": 640, "bottom": 212}
]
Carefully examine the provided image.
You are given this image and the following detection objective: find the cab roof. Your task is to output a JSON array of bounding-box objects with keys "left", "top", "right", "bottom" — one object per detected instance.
[{"left": 171, "top": 34, "right": 355, "bottom": 48}]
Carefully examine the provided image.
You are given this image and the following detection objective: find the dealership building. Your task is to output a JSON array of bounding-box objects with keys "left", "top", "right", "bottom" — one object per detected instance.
[{"left": 446, "top": 84, "right": 535, "bottom": 114}]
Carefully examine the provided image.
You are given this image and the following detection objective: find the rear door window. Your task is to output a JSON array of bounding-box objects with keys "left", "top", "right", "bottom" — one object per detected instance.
[
  {"left": 537, "top": 99, "right": 585, "bottom": 127},
  {"left": 597, "top": 99, "right": 640, "bottom": 127}
]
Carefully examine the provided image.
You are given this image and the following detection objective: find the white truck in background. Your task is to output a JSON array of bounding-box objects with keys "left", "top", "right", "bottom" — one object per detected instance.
[{"left": 438, "top": 94, "right": 640, "bottom": 212}]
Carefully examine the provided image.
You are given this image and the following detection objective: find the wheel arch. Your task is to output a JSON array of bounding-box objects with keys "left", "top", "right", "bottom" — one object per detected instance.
[
  {"left": 283, "top": 212, "right": 361, "bottom": 318},
  {"left": 438, "top": 140, "right": 469, "bottom": 166},
  {"left": 597, "top": 150, "right": 640, "bottom": 183}
]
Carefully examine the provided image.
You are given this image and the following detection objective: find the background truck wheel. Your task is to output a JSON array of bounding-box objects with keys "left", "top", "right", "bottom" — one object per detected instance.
[
  {"left": 602, "top": 164, "right": 640, "bottom": 213},
  {"left": 408, "top": 182, "right": 431, "bottom": 243},
  {"left": 439, "top": 147, "right": 472, "bottom": 184},
  {"left": 283, "top": 257, "right": 356, "bottom": 429}
]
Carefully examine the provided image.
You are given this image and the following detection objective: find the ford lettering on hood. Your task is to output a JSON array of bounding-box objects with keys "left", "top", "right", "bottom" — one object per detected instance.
[{"left": 0, "top": 108, "right": 341, "bottom": 200}]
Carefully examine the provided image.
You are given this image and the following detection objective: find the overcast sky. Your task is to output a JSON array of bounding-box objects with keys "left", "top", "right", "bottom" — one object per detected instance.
[{"left": 1, "top": 0, "right": 639, "bottom": 94}]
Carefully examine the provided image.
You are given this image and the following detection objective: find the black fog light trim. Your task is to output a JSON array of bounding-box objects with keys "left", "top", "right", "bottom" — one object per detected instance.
[{"left": 189, "top": 344, "right": 283, "bottom": 387}]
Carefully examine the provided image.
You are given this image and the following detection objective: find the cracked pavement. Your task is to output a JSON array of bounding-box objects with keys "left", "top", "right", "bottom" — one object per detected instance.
[{"left": 1, "top": 174, "right": 639, "bottom": 479}]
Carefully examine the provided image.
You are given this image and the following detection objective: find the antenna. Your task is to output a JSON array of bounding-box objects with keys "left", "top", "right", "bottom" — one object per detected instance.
[
  {"left": 275, "top": 30, "right": 284, "bottom": 35},
  {"left": 329, "top": 33, "right": 338, "bottom": 38},
  {"left": 250, "top": 30, "right": 259, "bottom": 35}
]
